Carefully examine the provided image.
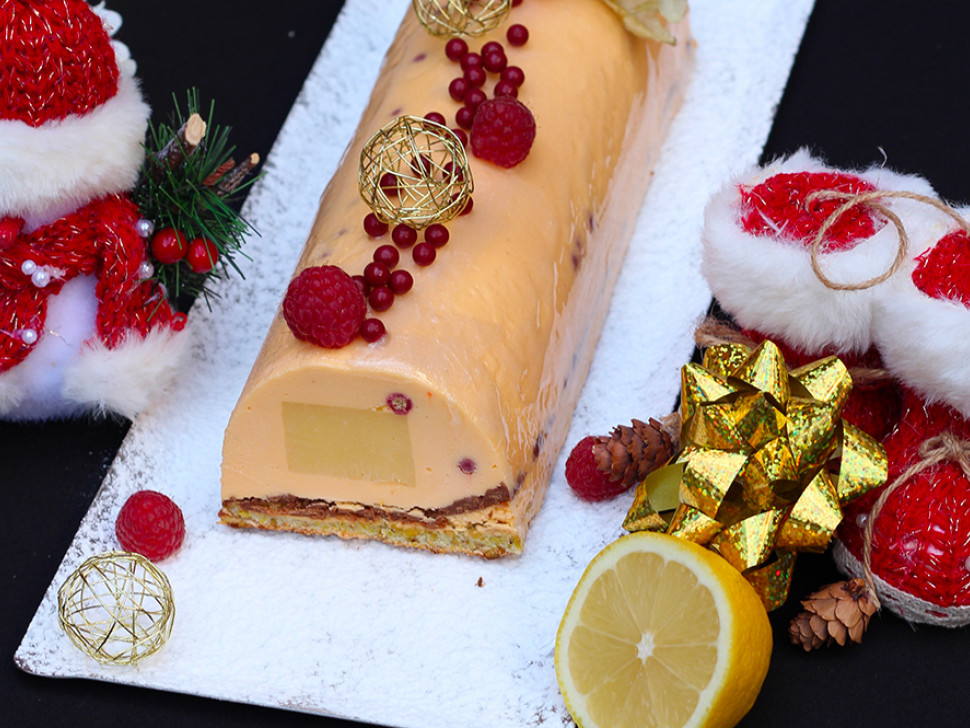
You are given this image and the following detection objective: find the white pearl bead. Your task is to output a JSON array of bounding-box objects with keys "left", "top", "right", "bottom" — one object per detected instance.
[
  {"left": 21, "top": 259, "right": 37, "bottom": 275},
  {"left": 138, "top": 261, "right": 155, "bottom": 280},
  {"left": 855, "top": 512, "right": 868, "bottom": 528},
  {"left": 31, "top": 268, "right": 50, "bottom": 288},
  {"left": 19, "top": 328, "right": 38, "bottom": 345},
  {"left": 135, "top": 218, "right": 155, "bottom": 238}
]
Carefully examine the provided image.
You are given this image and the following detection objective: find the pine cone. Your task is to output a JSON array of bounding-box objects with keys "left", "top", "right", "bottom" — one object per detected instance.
[
  {"left": 592, "top": 416, "right": 677, "bottom": 489},
  {"left": 788, "top": 578, "right": 879, "bottom": 651}
]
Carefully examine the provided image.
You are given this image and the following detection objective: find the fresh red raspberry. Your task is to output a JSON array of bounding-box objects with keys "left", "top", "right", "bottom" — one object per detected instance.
[
  {"left": 564, "top": 436, "right": 628, "bottom": 502},
  {"left": 115, "top": 490, "right": 186, "bottom": 562},
  {"left": 283, "top": 265, "right": 366, "bottom": 348},
  {"left": 469, "top": 97, "right": 536, "bottom": 168}
]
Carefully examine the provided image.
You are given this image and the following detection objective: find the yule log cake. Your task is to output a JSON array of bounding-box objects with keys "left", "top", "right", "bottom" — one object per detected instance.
[{"left": 221, "top": 0, "right": 693, "bottom": 557}]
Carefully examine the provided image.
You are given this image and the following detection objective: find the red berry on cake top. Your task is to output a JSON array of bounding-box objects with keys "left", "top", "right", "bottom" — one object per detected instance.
[
  {"left": 470, "top": 97, "right": 536, "bottom": 168},
  {"left": 283, "top": 265, "right": 367, "bottom": 348},
  {"left": 115, "top": 490, "right": 186, "bottom": 562},
  {"left": 564, "top": 436, "right": 629, "bottom": 502}
]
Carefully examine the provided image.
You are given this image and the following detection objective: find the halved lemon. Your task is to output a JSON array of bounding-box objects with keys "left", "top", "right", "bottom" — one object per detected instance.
[{"left": 555, "top": 531, "right": 772, "bottom": 728}]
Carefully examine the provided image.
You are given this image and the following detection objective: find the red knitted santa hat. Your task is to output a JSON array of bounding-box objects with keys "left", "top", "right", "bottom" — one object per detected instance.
[{"left": 0, "top": 0, "right": 150, "bottom": 226}]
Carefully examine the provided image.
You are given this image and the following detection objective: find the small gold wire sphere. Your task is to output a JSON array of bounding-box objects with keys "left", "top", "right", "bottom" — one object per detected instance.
[
  {"left": 412, "top": 0, "right": 512, "bottom": 37},
  {"left": 359, "top": 115, "right": 473, "bottom": 230},
  {"left": 58, "top": 552, "right": 175, "bottom": 666}
]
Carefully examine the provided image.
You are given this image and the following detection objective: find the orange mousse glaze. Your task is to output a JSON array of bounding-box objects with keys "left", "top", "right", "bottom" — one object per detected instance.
[{"left": 221, "top": 0, "right": 693, "bottom": 556}]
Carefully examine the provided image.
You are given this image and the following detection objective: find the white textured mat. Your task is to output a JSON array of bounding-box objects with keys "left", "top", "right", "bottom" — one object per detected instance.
[{"left": 16, "top": 1, "right": 814, "bottom": 725}]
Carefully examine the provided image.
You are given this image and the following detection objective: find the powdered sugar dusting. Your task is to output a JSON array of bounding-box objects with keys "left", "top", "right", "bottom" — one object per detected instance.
[{"left": 16, "top": 0, "right": 813, "bottom": 725}]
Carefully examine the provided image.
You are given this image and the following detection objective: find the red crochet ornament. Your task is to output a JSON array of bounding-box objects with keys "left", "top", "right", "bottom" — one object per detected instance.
[{"left": 837, "top": 392, "right": 970, "bottom": 626}]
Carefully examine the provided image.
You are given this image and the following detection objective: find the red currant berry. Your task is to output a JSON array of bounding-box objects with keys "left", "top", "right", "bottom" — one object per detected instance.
[
  {"left": 412, "top": 242, "right": 437, "bottom": 266},
  {"left": 494, "top": 80, "right": 518, "bottom": 98},
  {"left": 379, "top": 172, "right": 399, "bottom": 197},
  {"left": 507, "top": 24, "right": 529, "bottom": 46},
  {"left": 364, "top": 212, "right": 388, "bottom": 237},
  {"left": 442, "top": 161, "right": 464, "bottom": 181},
  {"left": 361, "top": 318, "right": 386, "bottom": 342},
  {"left": 389, "top": 269, "right": 414, "bottom": 295},
  {"left": 392, "top": 223, "right": 418, "bottom": 249},
  {"left": 185, "top": 237, "right": 219, "bottom": 273},
  {"left": 425, "top": 224, "right": 450, "bottom": 248},
  {"left": 464, "top": 66, "right": 487, "bottom": 88},
  {"left": 410, "top": 153, "right": 433, "bottom": 176},
  {"left": 455, "top": 106, "right": 475, "bottom": 129},
  {"left": 464, "top": 87, "right": 487, "bottom": 110},
  {"left": 373, "top": 244, "right": 400, "bottom": 268},
  {"left": 445, "top": 37, "right": 468, "bottom": 62},
  {"left": 150, "top": 228, "right": 188, "bottom": 264},
  {"left": 387, "top": 392, "right": 412, "bottom": 414},
  {"left": 512, "top": 0, "right": 523, "bottom": 5},
  {"left": 481, "top": 41, "right": 504, "bottom": 56},
  {"left": 364, "top": 261, "right": 390, "bottom": 287},
  {"left": 451, "top": 128, "right": 468, "bottom": 146},
  {"left": 501, "top": 65, "right": 525, "bottom": 86},
  {"left": 425, "top": 111, "right": 447, "bottom": 126},
  {"left": 483, "top": 51, "right": 507, "bottom": 73},
  {"left": 458, "top": 457, "right": 477, "bottom": 475},
  {"left": 369, "top": 285, "right": 394, "bottom": 312},
  {"left": 461, "top": 196, "right": 474, "bottom": 215},
  {"left": 460, "top": 52, "right": 482, "bottom": 71},
  {"left": 448, "top": 77, "right": 469, "bottom": 102},
  {"left": 352, "top": 274, "right": 370, "bottom": 295}
]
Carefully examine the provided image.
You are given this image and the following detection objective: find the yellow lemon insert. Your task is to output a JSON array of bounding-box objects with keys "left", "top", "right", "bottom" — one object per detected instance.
[{"left": 555, "top": 531, "right": 772, "bottom": 728}]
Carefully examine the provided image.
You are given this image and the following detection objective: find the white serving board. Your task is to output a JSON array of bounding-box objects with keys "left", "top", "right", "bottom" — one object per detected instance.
[{"left": 16, "top": 1, "right": 814, "bottom": 725}]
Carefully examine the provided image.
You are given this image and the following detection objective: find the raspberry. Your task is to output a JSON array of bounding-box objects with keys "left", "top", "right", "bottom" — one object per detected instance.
[
  {"left": 564, "top": 436, "right": 628, "bottom": 502},
  {"left": 115, "top": 490, "right": 186, "bottom": 562},
  {"left": 283, "top": 265, "right": 366, "bottom": 348},
  {"left": 470, "top": 97, "right": 536, "bottom": 168}
]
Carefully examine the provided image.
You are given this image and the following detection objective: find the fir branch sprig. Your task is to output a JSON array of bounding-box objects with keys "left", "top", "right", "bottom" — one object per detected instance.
[{"left": 133, "top": 89, "right": 260, "bottom": 309}]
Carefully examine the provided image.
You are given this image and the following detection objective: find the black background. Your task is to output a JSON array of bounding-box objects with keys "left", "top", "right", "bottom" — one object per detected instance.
[{"left": 3, "top": 2, "right": 969, "bottom": 726}]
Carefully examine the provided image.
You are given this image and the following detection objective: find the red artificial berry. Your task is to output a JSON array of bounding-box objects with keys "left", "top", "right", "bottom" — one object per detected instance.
[
  {"left": 150, "top": 227, "right": 188, "bottom": 264},
  {"left": 373, "top": 244, "right": 400, "bottom": 268},
  {"left": 460, "top": 52, "right": 482, "bottom": 71},
  {"left": 0, "top": 216, "right": 22, "bottom": 249},
  {"left": 464, "top": 87, "right": 488, "bottom": 110},
  {"left": 389, "top": 269, "right": 414, "bottom": 294},
  {"left": 506, "top": 24, "right": 529, "bottom": 46},
  {"left": 564, "top": 436, "right": 628, "bottom": 502},
  {"left": 481, "top": 41, "right": 504, "bottom": 56},
  {"left": 425, "top": 223, "right": 450, "bottom": 248},
  {"left": 171, "top": 312, "right": 188, "bottom": 331},
  {"left": 115, "top": 490, "right": 186, "bottom": 562},
  {"left": 501, "top": 65, "right": 525, "bottom": 86},
  {"left": 361, "top": 318, "right": 386, "bottom": 342},
  {"left": 445, "top": 37, "right": 468, "bottom": 62},
  {"left": 392, "top": 223, "right": 418, "bottom": 249},
  {"left": 451, "top": 128, "right": 468, "bottom": 146},
  {"left": 494, "top": 80, "right": 518, "bottom": 98},
  {"left": 364, "top": 261, "right": 391, "bottom": 287},
  {"left": 469, "top": 97, "right": 537, "bottom": 168},
  {"left": 369, "top": 285, "right": 394, "bottom": 312},
  {"left": 363, "top": 212, "right": 388, "bottom": 237},
  {"left": 283, "top": 265, "right": 366, "bottom": 348},
  {"left": 412, "top": 242, "right": 437, "bottom": 266},
  {"left": 379, "top": 172, "right": 399, "bottom": 197},
  {"left": 425, "top": 111, "right": 447, "bottom": 126},
  {"left": 185, "top": 237, "right": 219, "bottom": 273},
  {"left": 455, "top": 106, "right": 475, "bottom": 129},
  {"left": 483, "top": 50, "right": 508, "bottom": 73},
  {"left": 464, "top": 66, "right": 487, "bottom": 88},
  {"left": 449, "top": 77, "right": 469, "bottom": 102}
]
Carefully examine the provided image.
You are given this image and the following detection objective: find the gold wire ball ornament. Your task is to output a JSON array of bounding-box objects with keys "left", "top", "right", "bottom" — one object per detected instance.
[
  {"left": 359, "top": 115, "right": 473, "bottom": 230},
  {"left": 412, "top": 0, "right": 512, "bottom": 37},
  {"left": 57, "top": 552, "right": 175, "bottom": 666}
]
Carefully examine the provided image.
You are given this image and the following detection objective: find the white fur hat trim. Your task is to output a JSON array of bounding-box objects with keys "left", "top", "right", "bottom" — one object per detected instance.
[{"left": 702, "top": 148, "right": 941, "bottom": 354}]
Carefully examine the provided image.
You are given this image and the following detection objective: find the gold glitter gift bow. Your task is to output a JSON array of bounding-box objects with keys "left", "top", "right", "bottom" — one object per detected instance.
[{"left": 624, "top": 340, "right": 887, "bottom": 609}]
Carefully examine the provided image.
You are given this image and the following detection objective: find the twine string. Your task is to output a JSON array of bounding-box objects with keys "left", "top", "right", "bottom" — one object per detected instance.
[
  {"left": 806, "top": 188, "right": 970, "bottom": 291},
  {"left": 861, "top": 432, "right": 970, "bottom": 610}
]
